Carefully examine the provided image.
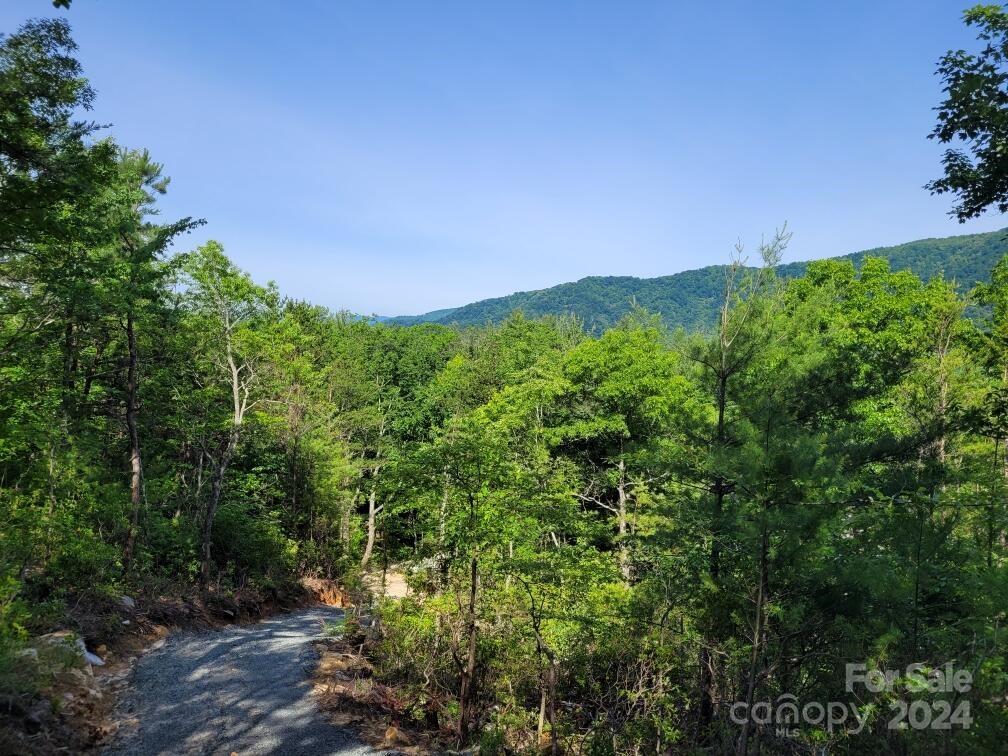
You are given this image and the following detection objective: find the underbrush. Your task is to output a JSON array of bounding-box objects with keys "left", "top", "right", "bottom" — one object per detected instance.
[{"left": 313, "top": 571, "right": 697, "bottom": 755}]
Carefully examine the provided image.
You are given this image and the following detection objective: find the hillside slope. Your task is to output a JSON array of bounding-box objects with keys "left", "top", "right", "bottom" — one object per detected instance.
[{"left": 389, "top": 228, "right": 1008, "bottom": 332}]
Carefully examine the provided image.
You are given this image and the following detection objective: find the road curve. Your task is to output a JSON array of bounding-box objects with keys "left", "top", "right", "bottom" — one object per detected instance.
[{"left": 104, "top": 606, "right": 381, "bottom": 756}]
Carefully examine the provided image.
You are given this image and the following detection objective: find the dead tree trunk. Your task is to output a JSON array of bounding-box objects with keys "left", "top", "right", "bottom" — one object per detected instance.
[
  {"left": 360, "top": 484, "right": 383, "bottom": 568},
  {"left": 199, "top": 344, "right": 250, "bottom": 586},
  {"left": 359, "top": 394, "right": 387, "bottom": 568}
]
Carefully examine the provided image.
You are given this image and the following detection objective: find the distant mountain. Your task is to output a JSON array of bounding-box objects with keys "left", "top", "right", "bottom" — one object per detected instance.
[
  {"left": 375, "top": 306, "right": 459, "bottom": 326},
  {"left": 387, "top": 228, "right": 1008, "bottom": 332}
]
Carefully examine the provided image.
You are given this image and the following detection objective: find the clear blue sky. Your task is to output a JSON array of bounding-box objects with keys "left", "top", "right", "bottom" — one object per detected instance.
[{"left": 3, "top": 1, "right": 1005, "bottom": 315}]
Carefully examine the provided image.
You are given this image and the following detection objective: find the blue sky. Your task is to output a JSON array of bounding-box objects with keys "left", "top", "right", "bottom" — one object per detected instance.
[{"left": 3, "top": 1, "right": 1005, "bottom": 315}]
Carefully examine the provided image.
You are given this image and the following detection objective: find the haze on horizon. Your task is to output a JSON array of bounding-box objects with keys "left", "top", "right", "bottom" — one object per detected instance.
[{"left": 2, "top": 0, "right": 1005, "bottom": 316}]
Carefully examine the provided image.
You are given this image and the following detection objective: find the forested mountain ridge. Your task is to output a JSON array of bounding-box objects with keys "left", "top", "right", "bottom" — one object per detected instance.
[{"left": 389, "top": 227, "right": 1008, "bottom": 331}]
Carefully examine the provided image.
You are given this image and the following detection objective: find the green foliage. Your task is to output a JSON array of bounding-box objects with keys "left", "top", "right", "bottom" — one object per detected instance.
[
  {"left": 322, "top": 618, "right": 345, "bottom": 638},
  {"left": 0, "top": 575, "right": 31, "bottom": 695},
  {"left": 928, "top": 4, "right": 1008, "bottom": 220},
  {"left": 212, "top": 501, "right": 295, "bottom": 580}
]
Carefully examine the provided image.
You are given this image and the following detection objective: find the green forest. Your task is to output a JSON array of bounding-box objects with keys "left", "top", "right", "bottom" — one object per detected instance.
[
  {"left": 388, "top": 228, "right": 1008, "bottom": 333},
  {"left": 4, "top": 8, "right": 1008, "bottom": 756}
]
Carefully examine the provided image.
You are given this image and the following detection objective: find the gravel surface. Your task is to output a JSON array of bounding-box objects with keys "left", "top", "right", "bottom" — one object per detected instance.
[{"left": 103, "top": 606, "right": 382, "bottom": 755}]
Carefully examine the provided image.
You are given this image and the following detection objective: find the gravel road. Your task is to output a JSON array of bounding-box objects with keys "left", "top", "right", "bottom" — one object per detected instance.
[{"left": 103, "top": 606, "right": 381, "bottom": 755}]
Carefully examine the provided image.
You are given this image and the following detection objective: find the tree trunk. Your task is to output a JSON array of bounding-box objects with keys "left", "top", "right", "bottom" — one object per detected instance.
[
  {"left": 61, "top": 316, "right": 76, "bottom": 424},
  {"left": 123, "top": 311, "right": 143, "bottom": 570},
  {"left": 548, "top": 658, "right": 558, "bottom": 755},
  {"left": 200, "top": 426, "right": 240, "bottom": 586},
  {"left": 616, "top": 458, "right": 630, "bottom": 582},
  {"left": 537, "top": 686, "right": 547, "bottom": 744},
  {"left": 458, "top": 554, "right": 479, "bottom": 743},
  {"left": 505, "top": 541, "right": 514, "bottom": 590},
  {"left": 290, "top": 438, "right": 299, "bottom": 517},
  {"left": 911, "top": 502, "right": 926, "bottom": 656},
  {"left": 340, "top": 485, "right": 358, "bottom": 548},
  {"left": 530, "top": 613, "right": 559, "bottom": 754},
  {"left": 737, "top": 522, "right": 768, "bottom": 756},
  {"left": 360, "top": 485, "right": 380, "bottom": 568},
  {"left": 699, "top": 370, "right": 729, "bottom": 742},
  {"left": 439, "top": 471, "right": 449, "bottom": 547}
]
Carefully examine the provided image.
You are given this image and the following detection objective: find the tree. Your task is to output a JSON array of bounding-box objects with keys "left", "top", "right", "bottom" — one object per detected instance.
[
  {"left": 928, "top": 4, "right": 1008, "bottom": 220},
  {"left": 181, "top": 242, "right": 277, "bottom": 585},
  {"left": 0, "top": 18, "right": 113, "bottom": 251},
  {"left": 0, "top": 19, "right": 117, "bottom": 374},
  {"left": 684, "top": 229, "right": 787, "bottom": 744},
  {"left": 427, "top": 409, "right": 511, "bottom": 742},
  {"left": 556, "top": 319, "right": 688, "bottom": 582},
  {"left": 115, "top": 149, "right": 201, "bottom": 568}
]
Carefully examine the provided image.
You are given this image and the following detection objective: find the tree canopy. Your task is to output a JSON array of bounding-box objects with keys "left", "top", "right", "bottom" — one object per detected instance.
[{"left": 929, "top": 4, "right": 1008, "bottom": 220}]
